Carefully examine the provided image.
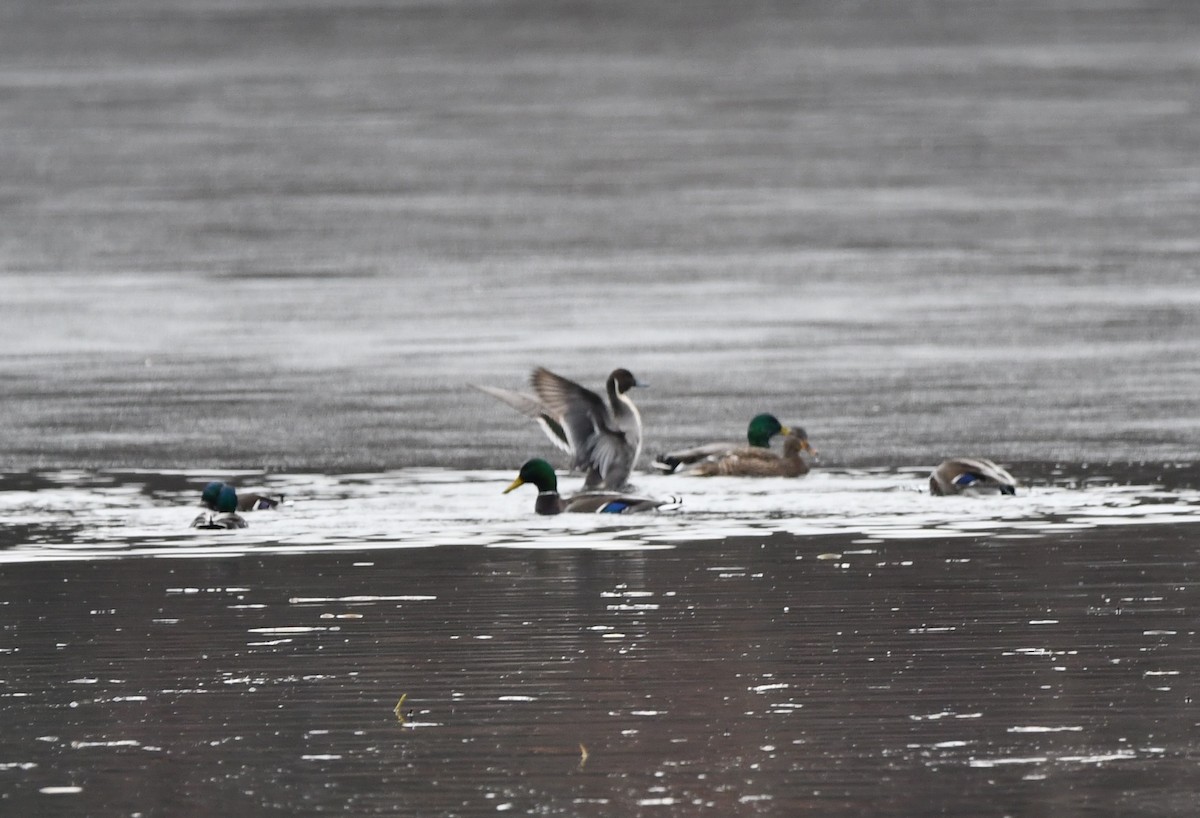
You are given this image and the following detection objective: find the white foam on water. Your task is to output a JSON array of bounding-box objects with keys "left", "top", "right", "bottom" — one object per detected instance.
[{"left": 0, "top": 468, "right": 1197, "bottom": 562}]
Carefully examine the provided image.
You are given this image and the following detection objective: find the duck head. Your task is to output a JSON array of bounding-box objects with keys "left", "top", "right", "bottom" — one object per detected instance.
[
  {"left": 608, "top": 369, "right": 644, "bottom": 394},
  {"left": 216, "top": 485, "right": 240, "bottom": 514},
  {"left": 786, "top": 427, "right": 817, "bottom": 456},
  {"left": 201, "top": 481, "right": 226, "bottom": 510},
  {"left": 504, "top": 458, "right": 559, "bottom": 494},
  {"left": 746, "top": 413, "right": 788, "bottom": 447}
]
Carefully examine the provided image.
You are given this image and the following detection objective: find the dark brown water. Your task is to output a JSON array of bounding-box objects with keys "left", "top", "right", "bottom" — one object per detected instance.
[
  {"left": 2, "top": 0, "right": 1200, "bottom": 814},
  {"left": 1, "top": 468, "right": 1199, "bottom": 816},
  {"left": 1, "top": 517, "right": 1197, "bottom": 817}
]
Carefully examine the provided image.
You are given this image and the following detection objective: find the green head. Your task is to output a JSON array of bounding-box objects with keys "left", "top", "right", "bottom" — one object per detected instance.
[
  {"left": 504, "top": 459, "right": 559, "bottom": 494},
  {"left": 746, "top": 413, "right": 790, "bottom": 447},
  {"left": 201, "top": 481, "right": 226, "bottom": 509},
  {"left": 216, "top": 485, "right": 240, "bottom": 514}
]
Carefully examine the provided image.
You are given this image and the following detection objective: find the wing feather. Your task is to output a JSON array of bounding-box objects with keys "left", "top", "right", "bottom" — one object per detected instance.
[
  {"left": 471, "top": 383, "right": 572, "bottom": 454},
  {"left": 531, "top": 367, "right": 625, "bottom": 475},
  {"left": 932, "top": 458, "right": 1017, "bottom": 494},
  {"left": 582, "top": 430, "right": 634, "bottom": 489},
  {"left": 481, "top": 368, "right": 639, "bottom": 489}
]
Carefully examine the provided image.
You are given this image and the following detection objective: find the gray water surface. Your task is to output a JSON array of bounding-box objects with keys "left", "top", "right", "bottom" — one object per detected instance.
[
  {"left": 2, "top": 1, "right": 1200, "bottom": 815},
  {"left": 2, "top": 0, "right": 1198, "bottom": 470}
]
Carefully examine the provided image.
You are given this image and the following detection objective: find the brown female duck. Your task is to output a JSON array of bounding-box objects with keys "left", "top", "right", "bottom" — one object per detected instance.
[
  {"left": 681, "top": 428, "right": 815, "bottom": 477},
  {"left": 653, "top": 413, "right": 814, "bottom": 475}
]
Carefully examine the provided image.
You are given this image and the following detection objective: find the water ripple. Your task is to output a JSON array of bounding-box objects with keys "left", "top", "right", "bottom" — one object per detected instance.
[{"left": 0, "top": 467, "right": 1197, "bottom": 562}]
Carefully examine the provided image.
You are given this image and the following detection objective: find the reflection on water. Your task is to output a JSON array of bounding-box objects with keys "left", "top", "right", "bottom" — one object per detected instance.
[{"left": 0, "top": 468, "right": 1197, "bottom": 815}]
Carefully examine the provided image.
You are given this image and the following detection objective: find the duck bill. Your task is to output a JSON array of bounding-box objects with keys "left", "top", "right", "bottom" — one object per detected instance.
[
  {"left": 779, "top": 426, "right": 793, "bottom": 436},
  {"left": 503, "top": 476, "right": 525, "bottom": 494}
]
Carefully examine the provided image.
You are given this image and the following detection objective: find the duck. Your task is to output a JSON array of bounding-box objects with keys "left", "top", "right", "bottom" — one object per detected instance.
[
  {"left": 680, "top": 428, "right": 815, "bottom": 477},
  {"left": 652, "top": 413, "right": 809, "bottom": 474},
  {"left": 200, "top": 481, "right": 284, "bottom": 512},
  {"left": 474, "top": 367, "right": 645, "bottom": 490},
  {"left": 929, "top": 458, "right": 1017, "bottom": 496},
  {"left": 503, "top": 458, "right": 676, "bottom": 515},
  {"left": 191, "top": 485, "right": 249, "bottom": 529}
]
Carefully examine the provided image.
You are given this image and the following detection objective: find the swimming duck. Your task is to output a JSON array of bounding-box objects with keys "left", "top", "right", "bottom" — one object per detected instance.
[
  {"left": 652, "top": 413, "right": 807, "bottom": 474},
  {"left": 201, "top": 481, "right": 284, "bottom": 511},
  {"left": 191, "top": 485, "right": 249, "bottom": 529},
  {"left": 929, "top": 458, "right": 1017, "bottom": 496},
  {"left": 503, "top": 458, "right": 675, "bottom": 515},
  {"left": 475, "top": 367, "right": 645, "bottom": 490},
  {"left": 679, "top": 428, "right": 815, "bottom": 477}
]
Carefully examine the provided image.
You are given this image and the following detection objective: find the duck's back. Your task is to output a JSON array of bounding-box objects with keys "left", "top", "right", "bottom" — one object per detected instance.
[{"left": 688, "top": 437, "right": 810, "bottom": 477}]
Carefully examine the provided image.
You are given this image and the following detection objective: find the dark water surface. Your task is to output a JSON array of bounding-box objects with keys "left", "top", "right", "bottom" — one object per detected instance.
[
  {"left": 2, "top": 1, "right": 1200, "bottom": 815},
  {"left": 2, "top": 468, "right": 1199, "bottom": 816},
  {"left": 2, "top": 512, "right": 1199, "bottom": 817},
  {"left": 2, "top": 515, "right": 1200, "bottom": 815}
]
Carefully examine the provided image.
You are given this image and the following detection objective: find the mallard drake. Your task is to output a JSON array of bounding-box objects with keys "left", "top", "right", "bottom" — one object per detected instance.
[
  {"left": 929, "top": 458, "right": 1017, "bottom": 496},
  {"left": 680, "top": 428, "right": 815, "bottom": 477},
  {"left": 475, "top": 367, "right": 645, "bottom": 490},
  {"left": 201, "top": 481, "right": 284, "bottom": 512},
  {"left": 503, "top": 458, "right": 675, "bottom": 515},
  {"left": 652, "top": 413, "right": 809, "bottom": 473},
  {"left": 191, "top": 485, "right": 248, "bottom": 529}
]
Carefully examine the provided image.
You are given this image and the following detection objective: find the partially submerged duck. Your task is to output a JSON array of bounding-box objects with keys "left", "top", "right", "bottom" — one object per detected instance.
[
  {"left": 503, "top": 458, "right": 677, "bottom": 515},
  {"left": 653, "top": 413, "right": 811, "bottom": 474},
  {"left": 475, "top": 367, "right": 645, "bottom": 490},
  {"left": 191, "top": 485, "right": 248, "bottom": 529},
  {"left": 929, "top": 458, "right": 1017, "bottom": 496},
  {"left": 201, "top": 481, "right": 284, "bottom": 512}
]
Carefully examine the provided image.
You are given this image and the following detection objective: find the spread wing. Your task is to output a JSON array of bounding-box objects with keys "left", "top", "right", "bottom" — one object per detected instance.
[
  {"left": 530, "top": 367, "right": 639, "bottom": 488},
  {"left": 530, "top": 368, "right": 618, "bottom": 461},
  {"left": 581, "top": 431, "right": 634, "bottom": 489},
  {"left": 471, "top": 383, "right": 572, "bottom": 454}
]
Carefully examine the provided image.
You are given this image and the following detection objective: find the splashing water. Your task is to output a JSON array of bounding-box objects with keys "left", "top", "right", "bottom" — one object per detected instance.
[{"left": 1, "top": 467, "right": 1197, "bottom": 562}]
